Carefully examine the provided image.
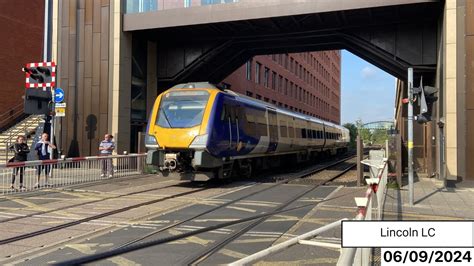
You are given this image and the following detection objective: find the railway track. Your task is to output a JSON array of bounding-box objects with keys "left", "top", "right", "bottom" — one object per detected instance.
[{"left": 54, "top": 154, "right": 356, "bottom": 265}]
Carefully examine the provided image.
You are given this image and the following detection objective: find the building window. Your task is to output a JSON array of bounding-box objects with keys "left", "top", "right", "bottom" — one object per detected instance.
[
  {"left": 246, "top": 91, "right": 253, "bottom": 97},
  {"left": 264, "top": 67, "right": 269, "bottom": 87},
  {"left": 279, "top": 75, "right": 283, "bottom": 93},
  {"left": 246, "top": 59, "right": 252, "bottom": 80},
  {"left": 255, "top": 62, "right": 261, "bottom": 84},
  {"left": 285, "top": 79, "right": 288, "bottom": 95},
  {"left": 256, "top": 94, "right": 262, "bottom": 100},
  {"left": 272, "top": 71, "right": 276, "bottom": 90},
  {"left": 264, "top": 97, "right": 269, "bottom": 102}
]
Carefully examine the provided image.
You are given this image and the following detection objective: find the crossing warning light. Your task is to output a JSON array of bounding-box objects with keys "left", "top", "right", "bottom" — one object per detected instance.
[
  {"left": 24, "top": 89, "right": 52, "bottom": 115},
  {"left": 22, "top": 62, "right": 56, "bottom": 88}
]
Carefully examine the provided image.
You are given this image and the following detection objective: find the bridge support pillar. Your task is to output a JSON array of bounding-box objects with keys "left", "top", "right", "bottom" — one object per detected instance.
[{"left": 443, "top": 0, "right": 468, "bottom": 182}]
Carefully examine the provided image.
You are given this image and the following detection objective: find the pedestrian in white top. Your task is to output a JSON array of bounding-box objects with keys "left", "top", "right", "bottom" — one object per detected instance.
[{"left": 99, "top": 134, "right": 115, "bottom": 177}]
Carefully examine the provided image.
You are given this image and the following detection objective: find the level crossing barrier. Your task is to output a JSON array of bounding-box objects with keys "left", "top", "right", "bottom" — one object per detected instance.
[
  {"left": 337, "top": 150, "right": 388, "bottom": 266},
  {"left": 0, "top": 153, "right": 146, "bottom": 195}
]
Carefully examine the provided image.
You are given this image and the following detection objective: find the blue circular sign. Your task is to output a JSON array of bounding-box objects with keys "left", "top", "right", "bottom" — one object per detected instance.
[{"left": 54, "top": 88, "right": 65, "bottom": 103}]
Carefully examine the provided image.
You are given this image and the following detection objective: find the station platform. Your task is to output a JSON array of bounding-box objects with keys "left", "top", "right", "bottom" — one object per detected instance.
[{"left": 383, "top": 177, "right": 474, "bottom": 220}]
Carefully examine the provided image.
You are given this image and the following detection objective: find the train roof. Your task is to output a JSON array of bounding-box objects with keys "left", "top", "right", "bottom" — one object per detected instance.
[{"left": 168, "top": 82, "right": 345, "bottom": 129}]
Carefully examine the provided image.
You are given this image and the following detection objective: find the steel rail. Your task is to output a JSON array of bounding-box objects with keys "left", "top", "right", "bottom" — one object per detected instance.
[
  {"left": 0, "top": 179, "right": 180, "bottom": 223},
  {"left": 59, "top": 155, "right": 356, "bottom": 265},
  {"left": 184, "top": 159, "right": 356, "bottom": 265},
  {"left": 116, "top": 154, "right": 356, "bottom": 249},
  {"left": 0, "top": 186, "right": 211, "bottom": 245}
]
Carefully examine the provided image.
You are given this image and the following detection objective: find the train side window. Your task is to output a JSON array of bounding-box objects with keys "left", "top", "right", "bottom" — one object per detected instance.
[
  {"left": 221, "top": 105, "right": 228, "bottom": 121},
  {"left": 280, "top": 120, "right": 288, "bottom": 137},
  {"left": 312, "top": 130, "right": 316, "bottom": 139},
  {"left": 301, "top": 128, "right": 307, "bottom": 138},
  {"left": 288, "top": 126, "right": 294, "bottom": 138}
]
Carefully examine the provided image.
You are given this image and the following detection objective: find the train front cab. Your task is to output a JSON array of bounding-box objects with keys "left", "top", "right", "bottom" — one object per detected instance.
[{"left": 145, "top": 88, "right": 224, "bottom": 181}]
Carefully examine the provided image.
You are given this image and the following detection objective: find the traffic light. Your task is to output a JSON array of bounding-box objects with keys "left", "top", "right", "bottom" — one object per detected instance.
[
  {"left": 414, "top": 85, "right": 438, "bottom": 124},
  {"left": 22, "top": 62, "right": 56, "bottom": 88},
  {"left": 24, "top": 89, "right": 52, "bottom": 115}
]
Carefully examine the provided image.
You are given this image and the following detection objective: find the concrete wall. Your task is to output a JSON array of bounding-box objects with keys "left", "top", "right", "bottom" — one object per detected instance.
[
  {"left": 444, "top": 0, "right": 467, "bottom": 181},
  {"left": 55, "top": 0, "right": 130, "bottom": 156},
  {"left": 466, "top": 0, "right": 474, "bottom": 180}
]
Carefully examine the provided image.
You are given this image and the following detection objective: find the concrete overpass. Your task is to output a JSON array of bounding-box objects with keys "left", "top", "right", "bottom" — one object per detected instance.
[{"left": 49, "top": 0, "right": 472, "bottom": 182}]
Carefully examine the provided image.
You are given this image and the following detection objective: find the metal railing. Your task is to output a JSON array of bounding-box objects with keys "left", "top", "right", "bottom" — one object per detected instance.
[
  {"left": 229, "top": 219, "right": 346, "bottom": 265},
  {"left": 1, "top": 153, "right": 146, "bottom": 195},
  {"left": 0, "top": 101, "right": 25, "bottom": 132},
  {"left": 337, "top": 151, "right": 388, "bottom": 266}
]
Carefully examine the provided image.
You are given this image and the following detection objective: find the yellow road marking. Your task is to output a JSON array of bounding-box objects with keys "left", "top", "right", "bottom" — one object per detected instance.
[
  {"left": 219, "top": 248, "right": 248, "bottom": 259},
  {"left": 194, "top": 218, "right": 238, "bottom": 223},
  {"left": 168, "top": 229, "right": 213, "bottom": 246},
  {"left": 226, "top": 206, "right": 257, "bottom": 213},
  {"left": 233, "top": 238, "right": 277, "bottom": 244},
  {"left": 108, "top": 256, "right": 141, "bottom": 266},
  {"left": 65, "top": 243, "right": 97, "bottom": 254},
  {"left": 9, "top": 198, "right": 79, "bottom": 218},
  {"left": 57, "top": 190, "right": 103, "bottom": 200}
]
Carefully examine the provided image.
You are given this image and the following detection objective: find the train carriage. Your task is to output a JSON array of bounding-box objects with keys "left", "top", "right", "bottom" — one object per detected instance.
[{"left": 146, "top": 82, "right": 349, "bottom": 181}]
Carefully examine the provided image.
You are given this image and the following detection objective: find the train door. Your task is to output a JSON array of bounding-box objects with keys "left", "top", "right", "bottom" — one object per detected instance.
[
  {"left": 228, "top": 103, "right": 239, "bottom": 153},
  {"left": 267, "top": 108, "right": 278, "bottom": 152}
]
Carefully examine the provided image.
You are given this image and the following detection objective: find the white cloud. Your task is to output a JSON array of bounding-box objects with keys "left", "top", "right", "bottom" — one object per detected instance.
[{"left": 360, "top": 66, "right": 377, "bottom": 79}]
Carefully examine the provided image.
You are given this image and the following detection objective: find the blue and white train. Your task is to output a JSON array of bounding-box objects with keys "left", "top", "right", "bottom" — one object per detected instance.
[{"left": 146, "top": 82, "right": 350, "bottom": 181}]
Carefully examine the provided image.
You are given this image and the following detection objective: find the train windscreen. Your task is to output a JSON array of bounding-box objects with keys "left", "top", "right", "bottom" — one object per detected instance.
[{"left": 156, "top": 90, "right": 210, "bottom": 128}]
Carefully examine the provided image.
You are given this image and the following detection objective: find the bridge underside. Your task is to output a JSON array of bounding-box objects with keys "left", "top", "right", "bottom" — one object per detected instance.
[{"left": 128, "top": 2, "right": 442, "bottom": 87}]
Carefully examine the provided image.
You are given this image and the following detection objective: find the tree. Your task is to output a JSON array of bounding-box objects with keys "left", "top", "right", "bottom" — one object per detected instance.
[
  {"left": 355, "top": 119, "right": 372, "bottom": 145},
  {"left": 371, "top": 128, "right": 389, "bottom": 145},
  {"left": 343, "top": 123, "right": 357, "bottom": 148}
]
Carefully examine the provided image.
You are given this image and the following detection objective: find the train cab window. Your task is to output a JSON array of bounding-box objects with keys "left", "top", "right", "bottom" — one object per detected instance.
[{"left": 156, "top": 90, "right": 209, "bottom": 128}]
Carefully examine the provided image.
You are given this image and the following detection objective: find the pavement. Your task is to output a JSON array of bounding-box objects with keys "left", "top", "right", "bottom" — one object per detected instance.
[{"left": 383, "top": 177, "right": 474, "bottom": 220}]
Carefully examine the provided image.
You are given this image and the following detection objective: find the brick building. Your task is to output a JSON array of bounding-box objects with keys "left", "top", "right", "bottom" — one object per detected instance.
[
  {"left": 223, "top": 51, "right": 341, "bottom": 124},
  {"left": 0, "top": 0, "right": 44, "bottom": 126}
]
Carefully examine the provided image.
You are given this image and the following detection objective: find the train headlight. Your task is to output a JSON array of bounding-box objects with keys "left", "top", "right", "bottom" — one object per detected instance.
[
  {"left": 145, "top": 134, "right": 160, "bottom": 149},
  {"left": 189, "top": 134, "right": 208, "bottom": 149}
]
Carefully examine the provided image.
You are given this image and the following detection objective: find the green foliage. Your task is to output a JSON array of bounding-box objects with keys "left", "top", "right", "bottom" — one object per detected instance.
[
  {"left": 371, "top": 128, "right": 389, "bottom": 145},
  {"left": 343, "top": 122, "right": 357, "bottom": 148}
]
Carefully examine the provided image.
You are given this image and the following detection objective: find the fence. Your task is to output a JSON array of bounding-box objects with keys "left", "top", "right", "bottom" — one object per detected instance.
[
  {"left": 1, "top": 153, "right": 146, "bottom": 195},
  {"left": 337, "top": 150, "right": 388, "bottom": 265}
]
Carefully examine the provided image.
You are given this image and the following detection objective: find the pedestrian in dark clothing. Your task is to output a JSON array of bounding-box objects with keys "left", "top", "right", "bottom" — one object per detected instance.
[
  {"left": 34, "top": 133, "right": 56, "bottom": 188},
  {"left": 9, "top": 136, "right": 29, "bottom": 190},
  {"left": 99, "top": 134, "right": 115, "bottom": 177}
]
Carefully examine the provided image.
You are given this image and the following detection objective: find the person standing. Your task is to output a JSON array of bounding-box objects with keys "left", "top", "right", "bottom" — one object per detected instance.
[
  {"left": 99, "top": 134, "right": 115, "bottom": 177},
  {"left": 34, "top": 133, "right": 56, "bottom": 188},
  {"left": 9, "top": 136, "right": 29, "bottom": 190}
]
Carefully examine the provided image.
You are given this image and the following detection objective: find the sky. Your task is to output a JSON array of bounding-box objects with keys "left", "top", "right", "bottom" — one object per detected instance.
[{"left": 340, "top": 50, "right": 396, "bottom": 125}]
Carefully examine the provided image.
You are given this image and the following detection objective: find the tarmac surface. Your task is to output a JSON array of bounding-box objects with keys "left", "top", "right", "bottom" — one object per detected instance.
[
  {"left": 0, "top": 171, "right": 366, "bottom": 265},
  {"left": 2, "top": 170, "right": 470, "bottom": 265}
]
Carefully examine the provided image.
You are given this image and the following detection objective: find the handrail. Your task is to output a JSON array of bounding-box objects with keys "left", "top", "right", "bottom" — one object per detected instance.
[
  {"left": 0, "top": 101, "right": 24, "bottom": 126},
  {"left": 1, "top": 153, "right": 146, "bottom": 169},
  {"left": 337, "top": 151, "right": 389, "bottom": 266}
]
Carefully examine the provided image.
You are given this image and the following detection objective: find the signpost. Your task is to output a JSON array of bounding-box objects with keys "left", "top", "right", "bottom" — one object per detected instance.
[{"left": 54, "top": 88, "right": 65, "bottom": 103}]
